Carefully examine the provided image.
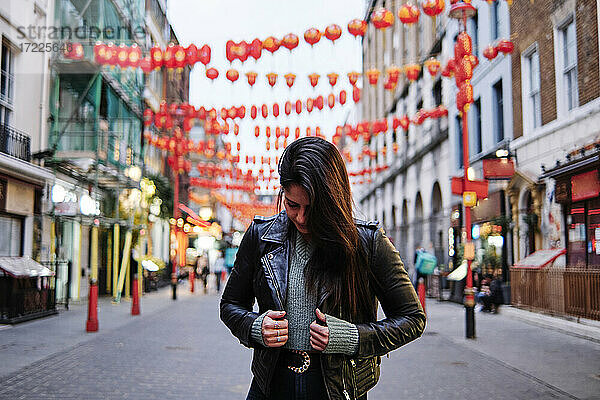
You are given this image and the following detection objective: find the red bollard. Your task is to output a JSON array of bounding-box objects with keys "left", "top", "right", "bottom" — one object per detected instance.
[
  {"left": 189, "top": 268, "right": 195, "bottom": 293},
  {"left": 131, "top": 274, "right": 140, "bottom": 315},
  {"left": 418, "top": 277, "right": 426, "bottom": 315},
  {"left": 86, "top": 281, "right": 99, "bottom": 332}
]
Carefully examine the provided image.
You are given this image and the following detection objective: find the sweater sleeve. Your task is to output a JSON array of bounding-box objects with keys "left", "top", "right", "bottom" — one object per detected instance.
[
  {"left": 250, "top": 311, "right": 268, "bottom": 347},
  {"left": 323, "top": 314, "right": 359, "bottom": 355}
]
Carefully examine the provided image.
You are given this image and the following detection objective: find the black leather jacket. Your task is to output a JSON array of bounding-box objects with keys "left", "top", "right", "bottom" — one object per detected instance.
[{"left": 220, "top": 211, "right": 426, "bottom": 400}]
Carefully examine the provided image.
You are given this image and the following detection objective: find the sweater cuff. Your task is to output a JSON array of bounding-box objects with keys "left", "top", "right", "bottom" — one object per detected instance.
[
  {"left": 323, "top": 314, "right": 359, "bottom": 355},
  {"left": 250, "top": 311, "right": 268, "bottom": 347}
]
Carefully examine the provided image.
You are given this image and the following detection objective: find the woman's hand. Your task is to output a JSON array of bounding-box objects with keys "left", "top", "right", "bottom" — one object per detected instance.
[
  {"left": 262, "top": 310, "right": 288, "bottom": 347},
  {"left": 309, "top": 308, "right": 329, "bottom": 351}
]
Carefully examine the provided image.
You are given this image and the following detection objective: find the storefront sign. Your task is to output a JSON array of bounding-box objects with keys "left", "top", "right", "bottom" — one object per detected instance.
[
  {"left": 0, "top": 178, "right": 6, "bottom": 211},
  {"left": 555, "top": 179, "right": 570, "bottom": 203},
  {"left": 471, "top": 191, "right": 502, "bottom": 224},
  {"left": 5, "top": 180, "right": 34, "bottom": 215},
  {"left": 571, "top": 170, "right": 600, "bottom": 202},
  {"left": 483, "top": 158, "right": 515, "bottom": 179},
  {"left": 54, "top": 201, "right": 78, "bottom": 216}
]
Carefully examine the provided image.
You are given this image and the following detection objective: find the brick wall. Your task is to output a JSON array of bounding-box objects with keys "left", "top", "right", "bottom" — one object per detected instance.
[
  {"left": 510, "top": 0, "right": 558, "bottom": 138},
  {"left": 576, "top": 0, "right": 600, "bottom": 107},
  {"left": 511, "top": 0, "right": 599, "bottom": 139}
]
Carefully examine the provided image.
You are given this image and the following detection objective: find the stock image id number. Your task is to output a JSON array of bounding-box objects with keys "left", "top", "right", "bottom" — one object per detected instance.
[{"left": 19, "top": 42, "right": 73, "bottom": 53}]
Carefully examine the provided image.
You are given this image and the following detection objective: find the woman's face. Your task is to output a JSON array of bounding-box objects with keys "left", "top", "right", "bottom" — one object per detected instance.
[{"left": 283, "top": 184, "right": 310, "bottom": 235}]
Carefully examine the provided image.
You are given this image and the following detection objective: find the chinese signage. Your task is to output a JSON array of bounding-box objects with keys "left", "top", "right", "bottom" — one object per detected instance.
[{"left": 571, "top": 170, "right": 600, "bottom": 202}]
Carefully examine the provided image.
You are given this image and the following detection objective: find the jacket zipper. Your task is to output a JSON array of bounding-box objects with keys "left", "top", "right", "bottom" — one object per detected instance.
[
  {"left": 261, "top": 255, "right": 284, "bottom": 308},
  {"left": 342, "top": 359, "right": 352, "bottom": 400}
]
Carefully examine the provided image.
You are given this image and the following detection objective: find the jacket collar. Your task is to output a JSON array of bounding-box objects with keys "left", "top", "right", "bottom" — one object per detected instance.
[{"left": 260, "top": 210, "right": 289, "bottom": 244}]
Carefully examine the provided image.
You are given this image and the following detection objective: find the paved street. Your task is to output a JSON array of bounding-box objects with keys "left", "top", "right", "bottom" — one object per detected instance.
[{"left": 1, "top": 284, "right": 599, "bottom": 400}]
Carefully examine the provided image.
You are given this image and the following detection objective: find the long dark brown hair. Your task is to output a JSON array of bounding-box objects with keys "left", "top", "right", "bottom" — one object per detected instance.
[{"left": 277, "top": 137, "right": 371, "bottom": 321}]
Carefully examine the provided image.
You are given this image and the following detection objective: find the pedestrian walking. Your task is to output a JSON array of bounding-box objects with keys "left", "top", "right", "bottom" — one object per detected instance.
[
  {"left": 220, "top": 137, "right": 426, "bottom": 400},
  {"left": 211, "top": 250, "right": 225, "bottom": 292}
]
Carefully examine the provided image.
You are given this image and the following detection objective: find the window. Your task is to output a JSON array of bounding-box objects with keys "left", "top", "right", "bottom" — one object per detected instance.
[
  {"left": 469, "top": 14, "right": 479, "bottom": 56},
  {"left": 493, "top": 80, "right": 504, "bottom": 142},
  {"left": 561, "top": 19, "right": 578, "bottom": 110},
  {"left": 473, "top": 98, "right": 482, "bottom": 154},
  {"left": 456, "top": 116, "right": 463, "bottom": 169},
  {"left": 0, "top": 215, "right": 22, "bottom": 256},
  {"left": 491, "top": 1, "right": 500, "bottom": 40},
  {"left": 0, "top": 42, "right": 14, "bottom": 126},
  {"left": 526, "top": 48, "right": 542, "bottom": 129},
  {"left": 433, "top": 80, "right": 442, "bottom": 107}
]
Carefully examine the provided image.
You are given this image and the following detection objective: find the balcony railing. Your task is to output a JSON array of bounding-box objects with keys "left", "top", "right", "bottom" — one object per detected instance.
[{"left": 0, "top": 124, "right": 31, "bottom": 161}]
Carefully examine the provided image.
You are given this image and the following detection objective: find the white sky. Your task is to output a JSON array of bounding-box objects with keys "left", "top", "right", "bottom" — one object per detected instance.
[{"left": 167, "top": 0, "right": 367, "bottom": 187}]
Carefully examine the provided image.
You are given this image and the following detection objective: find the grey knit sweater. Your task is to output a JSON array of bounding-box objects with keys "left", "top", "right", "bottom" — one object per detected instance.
[{"left": 251, "top": 232, "right": 358, "bottom": 354}]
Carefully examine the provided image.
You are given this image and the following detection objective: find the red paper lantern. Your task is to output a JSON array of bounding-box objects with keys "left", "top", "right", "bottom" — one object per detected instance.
[
  {"left": 285, "top": 101, "right": 292, "bottom": 115},
  {"left": 266, "top": 72, "right": 277, "bottom": 87},
  {"left": 308, "top": 73, "right": 320, "bottom": 88},
  {"left": 325, "top": 24, "right": 342, "bottom": 43},
  {"left": 143, "top": 109, "right": 153, "bottom": 126},
  {"left": 128, "top": 44, "right": 141, "bottom": 68},
  {"left": 94, "top": 42, "right": 107, "bottom": 64},
  {"left": 236, "top": 141, "right": 241, "bottom": 151},
  {"left": 263, "top": 36, "right": 280, "bottom": 53},
  {"left": 246, "top": 71, "right": 257, "bottom": 86},
  {"left": 422, "top": 0, "right": 445, "bottom": 17},
  {"left": 384, "top": 80, "right": 397, "bottom": 91},
  {"left": 266, "top": 127, "right": 271, "bottom": 138},
  {"left": 117, "top": 44, "right": 129, "bottom": 68},
  {"left": 455, "top": 56, "right": 473, "bottom": 86},
  {"left": 306, "top": 98, "right": 314, "bottom": 112},
  {"left": 424, "top": 58, "right": 441, "bottom": 76},
  {"left": 139, "top": 56, "right": 152, "bottom": 73},
  {"left": 150, "top": 44, "right": 163, "bottom": 69},
  {"left": 315, "top": 95, "right": 324, "bottom": 110},
  {"left": 251, "top": 105, "right": 258, "bottom": 119},
  {"left": 372, "top": 8, "right": 394, "bottom": 29},
  {"left": 454, "top": 31, "right": 472, "bottom": 60},
  {"left": 226, "top": 69, "right": 239, "bottom": 83},
  {"left": 352, "top": 86, "right": 361, "bottom": 103},
  {"left": 339, "top": 90, "right": 347, "bottom": 105},
  {"left": 174, "top": 45, "right": 186, "bottom": 69},
  {"left": 185, "top": 44, "right": 198, "bottom": 66},
  {"left": 295, "top": 100, "right": 303, "bottom": 114},
  {"left": 261, "top": 104, "right": 269, "bottom": 118},
  {"left": 105, "top": 43, "right": 118, "bottom": 66},
  {"left": 304, "top": 28, "right": 322, "bottom": 46},
  {"left": 399, "top": 116, "right": 410, "bottom": 130},
  {"left": 206, "top": 68, "right": 219, "bottom": 80},
  {"left": 327, "top": 73, "right": 339, "bottom": 87},
  {"left": 328, "top": 94, "right": 335, "bottom": 109},
  {"left": 456, "top": 81, "right": 474, "bottom": 112},
  {"left": 163, "top": 43, "right": 176, "bottom": 69},
  {"left": 282, "top": 33, "right": 299, "bottom": 51},
  {"left": 255, "top": 126, "right": 260, "bottom": 137},
  {"left": 284, "top": 73, "right": 296, "bottom": 88},
  {"left": 347, "top": 19, "right": 367, "bottom": 37},
  {"left": 249, "top": 39, "right": 262, "bottom": 60},
  {"left": 404, "top": 64, "right": 421, "bottom": 81},
  {"left": 295, "top": 127, "right": 301, "bottom": 139},
  {"left": 275, "top": 127, "right": 281, "bottom": 138},
  {"left": 386, "top": 66, "right": 401, "bottom": 83},
  {"left": 398, "top": 3, "right": 420, "bottom": 24},
  {"left": 273, "top": 103, "right": 280, "bottom": 118},
  {"left": 348, "top": 71, "right": 360, "bottom": 86},
  {"left": 366, "top": 68, "right": 380, "bottom": 85},
  {"left": 234, "top": 125, "right": 240, "bottom": 136},
  {"left": 483, "top": 45, "right": 498, "bottom": 60},
  {"left": 496, "top": 39, "right": 515, "bottom": 54}
]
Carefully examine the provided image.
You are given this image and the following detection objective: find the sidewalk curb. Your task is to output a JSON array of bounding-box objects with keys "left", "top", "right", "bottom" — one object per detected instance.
[{"left": 501, "top": 306, "right": 600, "bottom": 344}]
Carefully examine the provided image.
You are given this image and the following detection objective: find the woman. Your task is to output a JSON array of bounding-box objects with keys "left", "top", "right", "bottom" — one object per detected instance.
[{"left": 220, "top": 137, "right": 425, "bottom": 400}]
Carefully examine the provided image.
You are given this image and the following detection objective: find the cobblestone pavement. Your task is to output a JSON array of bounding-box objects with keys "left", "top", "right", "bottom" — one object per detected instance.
[{"left": 1, "top": 285, "right": 599, "bottom": 400}]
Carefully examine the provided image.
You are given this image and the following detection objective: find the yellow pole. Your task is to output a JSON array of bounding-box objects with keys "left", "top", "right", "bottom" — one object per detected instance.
[
  {"left": 91, "top": 225, "right": 98, "bottom": 281},
  {"left": 107, "top": 233, "right": 112, "bottom": 293},
  {"left": 75, "top": 223, "right": 82, "bottom": 300},
  {"left": 50, "top": 220, "right": 56, "bottom": 262},
  {"left": 112, "top": 224, "right": 119, "bottom": 296},
  {"left": 125, "top": 250, "right": 131, "bottom": 299},
  {"left": 114, "top": 230, "right": 132, "bottom": 303}
]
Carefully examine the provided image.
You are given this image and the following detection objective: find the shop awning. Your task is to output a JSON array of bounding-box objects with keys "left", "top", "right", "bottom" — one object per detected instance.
[
  {"left": 0, "top": 257, "right": 54, "bottom": 278},
  {"left": 512, "top": 249, "right": 566, "bottom": 269}
]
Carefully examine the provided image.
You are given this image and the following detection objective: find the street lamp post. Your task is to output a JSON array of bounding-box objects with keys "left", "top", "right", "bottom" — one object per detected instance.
[{"left": 449, "top": 0, "right": 480, "bottom": 339}]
